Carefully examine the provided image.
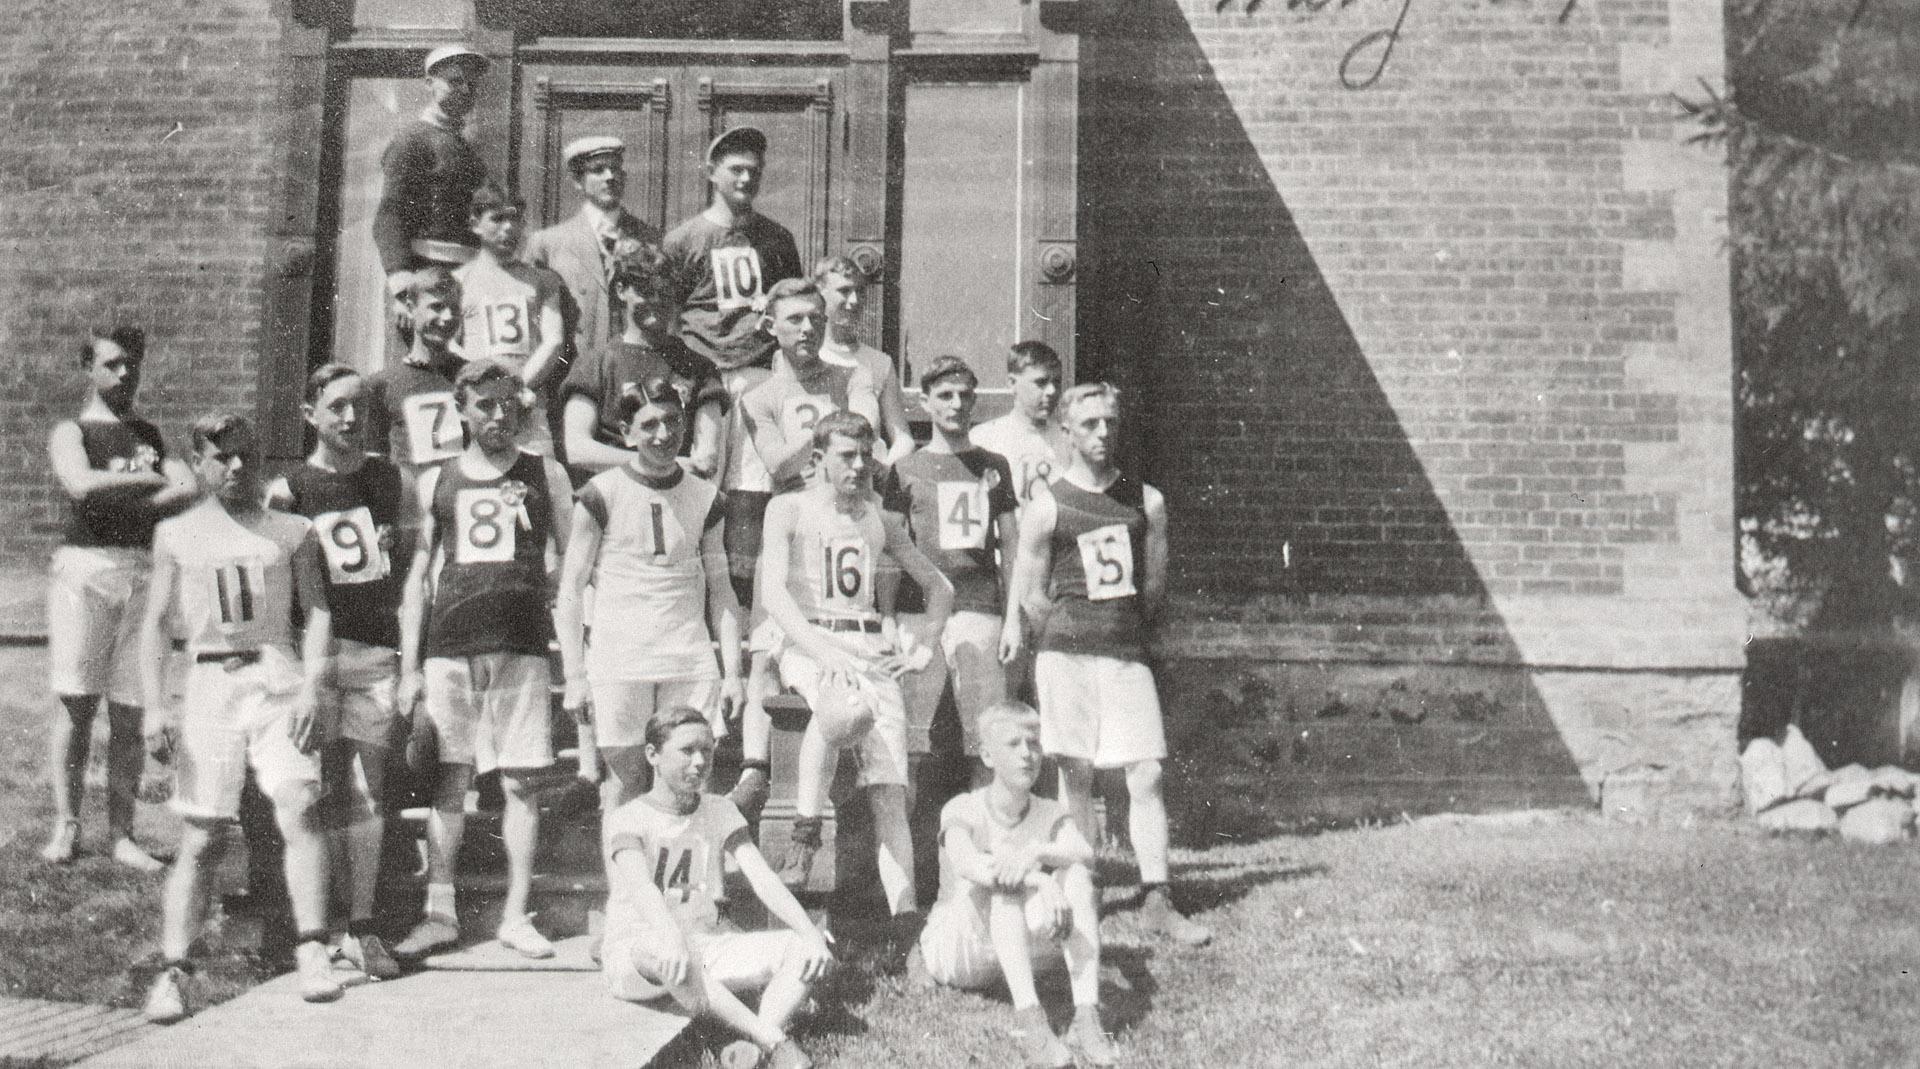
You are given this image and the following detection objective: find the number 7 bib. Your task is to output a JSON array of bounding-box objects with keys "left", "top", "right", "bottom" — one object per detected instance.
[
  {"left": 1076, "top": 524, "right": 1137, "bottom": 602},
  {"left": 402, "top": 392, "right": 463, "bottom": 465}
]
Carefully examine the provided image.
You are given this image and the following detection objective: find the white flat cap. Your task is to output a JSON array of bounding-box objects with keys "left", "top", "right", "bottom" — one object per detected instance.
[
  {"left": 562, "top": 136, "right": 626, "bottom": 166},
  {"left": 424, "top": 45, "right": 489, "bottom": 77}
]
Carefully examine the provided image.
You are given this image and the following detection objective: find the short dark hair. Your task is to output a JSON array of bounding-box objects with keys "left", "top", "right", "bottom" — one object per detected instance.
[
  {"left": 81, "top": 325, "right": 145, "bottom": 368},
  {"left": 608, "top": 240, "right": 674, "bottom": 302},
  {"left": 811, "top": 410, "right": 876, "bottom": 453},
  {"left": 1008, "top": 341, "right": 1062, "bottom": 376},
  {"left": 190, "top": 412, "right": 253, "bottom": 455},
  {"left": 467, "top": 181, "right": 524, "bottom": 220},
  {"left": 762, "top": 277, "right": 823, "bottom": 319},
  {"left": 614, "top": 375, "right": 687, "bottom": 428},
  {"left": 304, "top": 362, "right": 361, "bottom": 403},
  {"left": 644, "top": 705, "right": 712, "bottom": 751},
  {"left": 919, "top": 355, "right": 977, "bottom": 394},
  {"left": 453, "top": 358, "right": 518, "bottom": 408}
]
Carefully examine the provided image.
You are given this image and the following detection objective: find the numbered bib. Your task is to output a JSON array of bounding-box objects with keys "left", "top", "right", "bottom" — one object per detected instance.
[
  {"left": 936, "top": 480, "right": 991, "bottom": 550},
  {"left": 819, "top": 535, "right": 873, "bottom": 611},
  {"left": 453, "top": 487, "right": 518, "bottom": 564},
  {"left": 640, "top": 498, "right": 683, "bottom": 561},
  {"left": 1076, "top": 524, "right": 1137, "bottom": 602},
  {"left": 780, "top": 395, "right": 830, "bottom": 448},
  {"left": 313, "top": 506, "right": 388, "bottom": 585},
  {"left": 477, "top": 299, "right": 531, "bottom": 358},
  {"left": 1016, "top": 454, "right": 1055, "bottom": 506},
  {"left": 710, "top": 246, "right": 765, "bottom": 313},
  {"left": 650, "top": 835, "right": 711, "bottom": 905},
  {"left": 209, "top": 559, "right": 268, "bottom": 634},
  {"left": 401, "top": 391, "right": 463, "bottom": 465}
]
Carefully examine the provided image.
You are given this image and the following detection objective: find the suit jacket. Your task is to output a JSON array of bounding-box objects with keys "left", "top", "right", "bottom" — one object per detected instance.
[{"left": 525, "top": 207, "right": 662, "bottom": 363}]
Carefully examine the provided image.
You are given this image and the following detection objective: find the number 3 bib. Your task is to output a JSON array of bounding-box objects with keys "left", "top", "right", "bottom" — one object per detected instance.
[
  {"left": 1076, "top": 524, "right": 1137, "bottom": 602},
  {"left": 314, "top": 507, "right": 389, "bottom": 584}
]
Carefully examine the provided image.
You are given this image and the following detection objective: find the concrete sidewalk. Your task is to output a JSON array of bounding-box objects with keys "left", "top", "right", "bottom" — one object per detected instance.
[{"left": 77, "top": 938, "right": 689, "bottom": 1069}]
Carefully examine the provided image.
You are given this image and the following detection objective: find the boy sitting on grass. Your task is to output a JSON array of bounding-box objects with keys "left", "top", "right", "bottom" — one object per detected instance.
[
  {"left": 602, "top": 705, "right": 834, "bottom": 1069},
  {"left": 911, "top": 701, "right": 1118, "bottom": 1068}
]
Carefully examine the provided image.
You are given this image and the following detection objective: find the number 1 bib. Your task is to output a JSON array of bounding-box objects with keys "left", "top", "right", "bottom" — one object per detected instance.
[
  {"left": 313, "top": 506, "right": 389, "bottom": 585},
  {"left": 402, "top": 391, "right": 463, "bottom": 465},
  {"left": 1076, "top": 524, "right": 1137, "bottom": 602}
]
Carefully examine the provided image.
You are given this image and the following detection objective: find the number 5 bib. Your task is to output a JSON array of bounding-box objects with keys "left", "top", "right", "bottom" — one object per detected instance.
[
  {"left": 454, "top": 487, "right": 519, "bottom": 563},
  {"left": 314, "top": 507, "right": 389, "bottom": 584},
  {"left": 402, "top": 391, "right": 463, "bottom": 465},
  {"left": 1076, "top": 524, "right": 1137, "bottom": 602}
]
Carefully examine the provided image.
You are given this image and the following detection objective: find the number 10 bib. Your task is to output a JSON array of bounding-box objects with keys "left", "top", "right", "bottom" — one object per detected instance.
[{"left": 710, "top": 246, "right": 765, "bottom": 313}]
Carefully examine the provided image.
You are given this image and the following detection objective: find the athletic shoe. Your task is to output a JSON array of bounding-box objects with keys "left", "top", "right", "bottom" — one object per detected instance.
[
  {"left": 720, "top": 1039, "right": 763, "bottom": 1069},
  {"left": 903, "top": 943, "right": 935, "bottom": 989},
  {"left": 1010, "top": 1012, "right": 1072, "bottom": 1069},
  {"left": 728, "top": 767, "right": 770, "bottom": 824},
  {"left": 1139, "top": 889, "right": 1211, "bottom": 948},
  {"left": 1067, "top": 1012, "right": 1119, "bottom": 1067},
  {"left": 338, "top": 932, "right": 402, "bottom": 980},
  {"left": 393, "top": 913, "right": 460, "bottom": 959},
  {"left": 765, "top": 1039, "right": 813, "bottom": 1069},
  {"left": 497, "top": 913, "right": 555, "bottom": 959},
  {"left": 777, "top": 838, "right": 819, "bottom": 890},
  {"left": 143, "top": 965, "right": 189, "bottom": 1024},
  {"left": 111, "top": 837, "right": 165, "bottom": 874},
  {"left": 296, "top": 941, "right": 345, "bottom": 1003},
  {"left": 40, "top": 819, "right": 78, "bottom": 864}
]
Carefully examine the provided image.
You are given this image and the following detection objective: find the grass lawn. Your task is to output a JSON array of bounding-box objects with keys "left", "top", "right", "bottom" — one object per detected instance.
[
  {"left": 4, "top": 637, "right": 1920, "bottom": 1067},
  {"left": 0, "top": 647, "right": 266, "bottom": 1012}
]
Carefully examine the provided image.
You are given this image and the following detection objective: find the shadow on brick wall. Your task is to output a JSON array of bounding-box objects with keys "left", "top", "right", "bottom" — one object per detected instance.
[{"left": 1077, "top": 2, "right": 1593, "bottom": 833}]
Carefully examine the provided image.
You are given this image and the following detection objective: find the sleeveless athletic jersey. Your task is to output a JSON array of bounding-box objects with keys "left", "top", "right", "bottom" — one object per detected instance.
[
  {"left": 741, "top": 364, "right": 884, "bottom": 494},
  {"left": 365, "top": 361, "right": 465, "bottom": 470},
  {"left": 934, "top": 789, "right": 1079, "bottom": 905},
  {"left": 156, "top": 500, "right": 311, "bottom": 655},
  {"left": 972, "top": 415, "right": 1063, "bottom": 513},
  {"left": 719, "top": 366, "right": 774, "bottom": 494},
  {"left": 577, "top": 465, "right": 726, "bottom": 681},
  {"left": 880, "top": 449, "right": 1016, "bottom": 616},
  {"left": 1038, "top": 474, "right": 1150, "bottom": 661},
  {"left": 282, "top": 457, "right": 403, "bottom": 650},
  {"left": 424, "top": 451, "right": 556, "bottom": 659},
  {"left": 454, "top": 258, "right": 564, "bottom": 373},
  {"left": 62, "top": 418, "right": 168, "bottom": 548},
  {"left": 604, "top": 793, "right": 750, "bottom": 936},
  {"left": 781, "top": 491, "right": 890, "bottom": 623}
]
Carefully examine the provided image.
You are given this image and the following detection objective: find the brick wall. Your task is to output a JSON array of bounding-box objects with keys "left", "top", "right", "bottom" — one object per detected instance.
[
  {"left": 1082, "top": 0, "right": 1742, "bottom": 675},
  {"left": 0, "top": 0, "right": 286, "bottom": 563}
]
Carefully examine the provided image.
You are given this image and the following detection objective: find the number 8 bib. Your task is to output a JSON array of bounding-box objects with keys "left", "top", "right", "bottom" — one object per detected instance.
[
  {"left": 314, "top": 506, "right": 388, "bottom": 584},
  {"left": 1076, "top": 524, "right": 1137, "bottom": 602},
  {"left": 454, "top": 487, "right": 517, "bottom": 563}
]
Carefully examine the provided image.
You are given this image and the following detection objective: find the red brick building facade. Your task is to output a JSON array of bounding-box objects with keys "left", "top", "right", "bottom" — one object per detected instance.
[{"left": 0, "top": 0, "right": 1742, "bottom": 816}]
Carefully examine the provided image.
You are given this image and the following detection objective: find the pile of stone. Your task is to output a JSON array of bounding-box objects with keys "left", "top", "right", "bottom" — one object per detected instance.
[{"left": 1741, "top": 724, "right": 1917, "bottom": 844}]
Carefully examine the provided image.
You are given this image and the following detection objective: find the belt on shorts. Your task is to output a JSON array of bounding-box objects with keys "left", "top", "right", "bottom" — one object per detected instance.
[
  {"left": 195, "top": 649, "right": 262, "bottom": 669},
  {"left": 813, "top": 618, "right": 882, "bottom": 635}
]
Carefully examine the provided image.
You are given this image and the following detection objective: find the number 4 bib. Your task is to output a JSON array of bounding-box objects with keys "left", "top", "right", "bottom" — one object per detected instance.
[
  {"left": 936, "top": 480, "right": 990, "bottom": 550},
  {"left": 313, "top": 507, "right": 388, "bottom": 585},
  {"left": 1076, "top": 524, "right": 1137, "bottom": 602}
]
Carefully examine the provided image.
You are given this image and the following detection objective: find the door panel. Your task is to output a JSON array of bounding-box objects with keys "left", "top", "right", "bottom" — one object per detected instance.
[{"left": 691, "top": 72, "right": 838, "bottom": 264}]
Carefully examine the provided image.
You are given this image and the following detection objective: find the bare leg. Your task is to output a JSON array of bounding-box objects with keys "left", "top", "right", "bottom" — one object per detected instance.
[
  {"left": 425, "top": 763, "right": 474, "bottom": 918},
  {"left": 159, "top": 822, "right": 225, "bottom": 960},
  {"left": 755, "top": 932, "right": 817, "bottom": 1035},
  {"left": 1057, "top": 758, "right": 1097, "bottom": 853},
  {"left": 868, "top": 784, "right": 916, "bottom": 916},
  {"left": 743, "top": 651, "right": 776, "bottom": 765},
  {"left": 500, "top": 771, "right": 540, "bottom": 922},
  {"left": 271, "top": 783, "right": 330, "bottom": 936},
  {"left": 990, "top": 892, "right": 1042, "bottom": 1009},
  {"left": 1059, "top": 865, "right": 1102, "bottom": 1006},
  {"left": 794, "top": 725, "right": 836, "bottom": 820},
  {"left": 44, "top": 694, "right": 97, "bottom": 858},
  {"left": 342, "top": 741, "right": 388, "bottom": 925},
  {"left": 650, "top": 950, "right": 788, "bottom": 1051},
  {"left": 104, "top": 702, "right": 149, "bottom": 845},
  {"left": 1125, "top": 760, "right": 1169, "bottom": 885}
]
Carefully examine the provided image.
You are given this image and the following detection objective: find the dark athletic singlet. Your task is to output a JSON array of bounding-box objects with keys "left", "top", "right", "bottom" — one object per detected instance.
[
  {"left": 424, "top": 451, "right": 555, "bottom": 659},
  {"left": 1038, "top": 473, "right": 1150, "bottom": 662},
  {"left": 283, "top": 457, "right": 404, "bottom": 649},
  {"left": 62, "top": 419, "right": 167, "bottom": 549}
]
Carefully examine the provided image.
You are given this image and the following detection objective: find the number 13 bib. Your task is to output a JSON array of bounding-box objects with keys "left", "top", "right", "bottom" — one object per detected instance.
[{"left": 1076, "top": 524, "right": 1137, "bottom": 602}]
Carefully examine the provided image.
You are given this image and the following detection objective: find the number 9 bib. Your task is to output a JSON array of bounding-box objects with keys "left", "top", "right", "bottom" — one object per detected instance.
[
  {"left": 1076, "top": 524, "right": 1137, "bottom": 602},
  {"left": 453, "top": 487, "right": 518, "bottom": 564},
  {"left": 314, "top": 506, "right": 389, "bottom": 584}
]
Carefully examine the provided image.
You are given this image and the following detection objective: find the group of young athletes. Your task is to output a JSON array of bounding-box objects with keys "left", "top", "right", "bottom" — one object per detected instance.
[{"left": 36, "top": 43, "right": 1210, "bottom": 1069}]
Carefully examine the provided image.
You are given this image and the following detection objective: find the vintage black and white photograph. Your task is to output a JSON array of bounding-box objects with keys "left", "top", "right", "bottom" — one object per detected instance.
[{"left": 2, "top": 0, "right": 1917, "bottom": 1065}]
